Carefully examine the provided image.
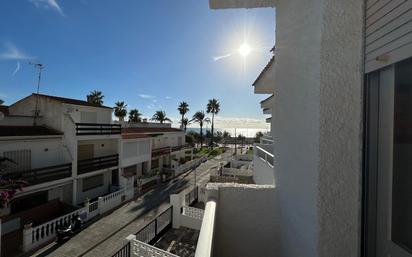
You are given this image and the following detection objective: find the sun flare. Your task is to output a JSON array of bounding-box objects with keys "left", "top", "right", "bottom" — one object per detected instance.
[{"left": 238, "top": 43, "right": 251, "bottom": 57}]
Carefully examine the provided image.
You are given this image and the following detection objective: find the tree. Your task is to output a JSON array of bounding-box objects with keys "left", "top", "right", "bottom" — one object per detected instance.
[
  {"left": 180, "top": 117, "right": 191, "bottom": 131},
  {"left": 177, "top": 101, "right": 189, "bottom": 130},
  {"left": 114, "top": 101, "right": 127, "bottom": 121},
  {"left": 128, "top": 109, "right": 142, "bottom": 123},
  {"left": 0, "top": 99, "right": 4, "bottom": 105},
  {"left": 255, "top": 131, "right": 264, "bottom": 143},
  {"left": 215, "top": 131, "right": 223, "bottom": 144},
  {"left": 223, "top": 130, "right": 231, "bottom": 148},
  {"left": 238, "top": 134, "right": 246, "bottom": 153},
  {"left": 206, "top": 98, "right": 220, "bottom": 150},
  {"left": 87, "top": 90, "right": 104, "bottom": 106},
  {"left": 0, "top": 157, "right": 27, "bottom": 207},
  {"left": 191, "top": 111, "right": 210, "bottom": 149},
  {"left": 151, "top": 110, "right": 172, "bottom": 124}
]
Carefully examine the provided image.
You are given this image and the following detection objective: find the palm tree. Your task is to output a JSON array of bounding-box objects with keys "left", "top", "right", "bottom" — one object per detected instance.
[
  {"left": 0, "top": 99, "right": 4, "bottom": 105},
  {"left": 180, "top": 117, "right": 190, "bottom": 131},
  {"left": 128, "top": 109, "right": 142, "bottom": 122},
  {"left": 151, "top": 110, "right": 172, "bottom": 124},
  {"left": 114, "top": 101, "right": 127, "bottom": 121},
  {"left": 223, "top": 130, "right": 231, "bottom": 148},
  {"left": 191, "top": 111, "right": 210, "bottom": 149},
  {"left": 206, "top": 98, "right": 220, "bottom": 149},
  {"left": 87, "top": 90, "right": 104, "bottom": 106},
  {"left": 177, "top": 101, "right": 189, "bottom": 130}
]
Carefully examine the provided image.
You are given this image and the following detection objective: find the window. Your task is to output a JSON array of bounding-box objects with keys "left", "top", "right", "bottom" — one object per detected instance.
[
  {"left": 151, "top": 159, "right": 159, "bottom": 169},
  {"left": 82, "top": 174, "right": 104, "bottom": 192}
]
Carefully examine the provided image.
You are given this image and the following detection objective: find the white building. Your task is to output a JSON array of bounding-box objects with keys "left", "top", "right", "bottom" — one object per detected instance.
[{"left": 193, "top": 1, "right": 412, "bottom": 257}]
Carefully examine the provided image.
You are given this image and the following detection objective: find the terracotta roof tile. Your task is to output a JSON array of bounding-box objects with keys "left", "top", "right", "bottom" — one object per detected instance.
[{"left": 32, "top": 93, "right": 113, "bottom": 109}]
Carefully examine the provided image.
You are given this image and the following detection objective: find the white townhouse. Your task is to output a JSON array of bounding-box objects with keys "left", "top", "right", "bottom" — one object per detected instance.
[{"left": 192, "top": 1, "right": 412, "bottom": 257}]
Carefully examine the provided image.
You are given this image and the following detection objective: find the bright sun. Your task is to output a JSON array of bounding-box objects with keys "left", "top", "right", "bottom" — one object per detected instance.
[{"left": 238, "top": 43, "right": 251, "bottom": 57}]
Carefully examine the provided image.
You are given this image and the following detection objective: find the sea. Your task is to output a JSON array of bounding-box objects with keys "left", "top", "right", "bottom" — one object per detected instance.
[{"left": 186, "top": 127, "right": 269, "bottom": 138}]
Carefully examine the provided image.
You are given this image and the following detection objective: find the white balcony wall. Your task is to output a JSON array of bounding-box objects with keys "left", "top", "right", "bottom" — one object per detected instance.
[
  {"left": 121, "top": 138, "right": 151, "bottom": 168},
  {"left": 76, "top": 171, "right": 111, "bottom": 204},
  {"left": 0, "top": 137, "right": 71, "bottom": 170},
  {"left": 64, "top": 104, "right": 112, "bottom": 124},
  {"left": 78, "top": 139, "right": 118, "bottom": 158},
  {"left": 253, "top": 144, "right": 275, "bottom": 185},
  {"left": 208, "top": 184, "right": 277, "bottom": 257}
]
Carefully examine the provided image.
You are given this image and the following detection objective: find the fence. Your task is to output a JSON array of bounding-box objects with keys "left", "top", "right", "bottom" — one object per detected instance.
[
  {"left": 185, "top": 186, "right": 198, "bottom": 206},
  {"left": 112, "top": 241, "right": 131, "bottom": 257},
  {"left": 135, "top": 206, "right": 173, "bottom": 245},
  {"left": 23, "top": 188, "right": 131, "bottom": 253},
  {"left": 182, "top": 206, "right": 204, "bottom": 220},
  {"left": 131, "top": 238, "right": 179, "bottom": 257},
  {"left": 23, "top": 207, "right": 87, "bottom": 252}
]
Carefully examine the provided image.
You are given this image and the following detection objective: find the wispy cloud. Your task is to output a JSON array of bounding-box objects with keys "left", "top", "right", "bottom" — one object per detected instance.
[
  {"left": 213, "top": 53, "right": 232, "bottom": 62},
  {"left": 152, "top": 99, "right": 158, "bottom": 103},
  {"left": 29, "top": 0, "right": 65, "bottom": 16},
  {"left": 165, "top": 96, "right": 172, "bottom": 100},
  {"left": 12, "top": 61, "right": 21, "bottom": 76},
  {"left": 0, "top": 42, "right": 33, "bottom": 60},
  {"left": 139, "top": 94, "right": 155, "bottom": 99}
]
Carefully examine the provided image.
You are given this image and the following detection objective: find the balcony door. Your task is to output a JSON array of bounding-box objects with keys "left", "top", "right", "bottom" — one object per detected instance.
[
  {"left": 367, "top": 58, "right": 412, "bottom": 257},
  {"left": 78, "top": 144, "right": 94, "bottom": 160}
]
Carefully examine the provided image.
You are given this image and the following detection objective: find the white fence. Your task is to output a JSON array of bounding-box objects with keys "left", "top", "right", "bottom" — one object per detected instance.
[
  {"left": 131, "top": 238, "right": 179, "bottom": 257},
  {"left": 182, "top": 206, "right": 204, "bottom": 220},
  {"left": 23, "top": 207, "right": 87, "bottom": 252},
  {"left": 23, "top": 188, "right": 131, "bottom": 253}
]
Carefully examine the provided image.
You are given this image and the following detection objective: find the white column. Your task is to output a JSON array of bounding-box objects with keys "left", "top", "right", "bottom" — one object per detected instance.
[
  {"left": 170, "top": 193, "right": 183, "bottom": 229},
  {"left": 72, "top": 179, "right": 78, "bottom": 206}
]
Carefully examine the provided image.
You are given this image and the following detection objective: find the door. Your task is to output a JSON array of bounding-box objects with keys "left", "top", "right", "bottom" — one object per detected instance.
[
  {"left": 78, "top": 144, "right": 94, "bottom": 160},
  {"left": 375, "top": 58, "right": 412, "bottom": 257}
]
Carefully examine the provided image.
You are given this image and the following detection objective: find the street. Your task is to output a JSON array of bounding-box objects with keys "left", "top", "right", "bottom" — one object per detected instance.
[{"left": 31, "top": 152, "right": 232, "bottom": 257}]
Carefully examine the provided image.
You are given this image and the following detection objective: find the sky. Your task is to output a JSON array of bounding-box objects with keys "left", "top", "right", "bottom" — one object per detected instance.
[{"left": 0, "top": 0, "right": 275, "bottom": 129}]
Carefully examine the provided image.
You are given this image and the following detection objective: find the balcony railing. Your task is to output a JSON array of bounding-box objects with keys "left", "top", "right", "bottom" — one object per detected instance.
[
  {"left": 171, "top": 144, "right": 191, "bottom": 152},
  {"left": 195, "top": 199, "right": 217, "bottom": 257},
  {"left": 152, "top": 146, "right": 171, "bottom": 157},
  {"left": 77, "top": 154, "right": 119, "bottom": 175},
  {"left": 0, "top": 163, "right": 72, "bottom": 186},
  {"left": 255, "top": 145, "right": 274, "bottom": 167},
  {"left": 75, "top": 123, "right": 121, "bottom": 136}
]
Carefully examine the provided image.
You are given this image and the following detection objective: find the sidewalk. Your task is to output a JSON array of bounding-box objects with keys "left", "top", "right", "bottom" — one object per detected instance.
[{"left": 31, "top": 153, "right": 230, "bottom": 257}]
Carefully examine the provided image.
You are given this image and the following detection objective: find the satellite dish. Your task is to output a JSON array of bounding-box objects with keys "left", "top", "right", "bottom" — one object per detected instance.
[{"left": 0, "top": 112, "right": 4, "bottom": 121}]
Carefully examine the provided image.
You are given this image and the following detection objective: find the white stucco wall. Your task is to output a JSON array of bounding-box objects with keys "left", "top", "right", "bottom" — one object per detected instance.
[
  {"left": 78, "top": 139, "right": 118, "bottom": 158},
  {"left": 271, "top": 0, "right": 363, "bottom": 256},
  {"left": 76, "top": 171, "right": 110, "bottom": 204},
  {"left": 253, "top": 155, "right": 274, "bottom": 185},
  {"left": 210, "top": 183, "right": 278, "bottom": 257},
  {"left": 0, "top": 137, "right": 70, "bottom": 169},
  {"left": 120, "top": 138, "right": 151, "bottom": 168},
  {"left": 64, "top": 104, "right": 112, "bottom": 124},
  {"left": 9, "top": 96, "right": 63, "bottom": 131}
]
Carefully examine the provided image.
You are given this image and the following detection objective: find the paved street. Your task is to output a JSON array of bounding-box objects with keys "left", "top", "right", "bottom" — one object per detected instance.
[{"left": 31, "top": 152, "right": 232, "bottom": 257}]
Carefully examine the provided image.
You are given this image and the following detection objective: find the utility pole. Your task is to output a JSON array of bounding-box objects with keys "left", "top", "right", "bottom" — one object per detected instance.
[
  {"left": 29, "top": 62, "right": 44, "bottom": 126},
  {"left": 234, "top": 128, "right": 237, "bottom": 155}
]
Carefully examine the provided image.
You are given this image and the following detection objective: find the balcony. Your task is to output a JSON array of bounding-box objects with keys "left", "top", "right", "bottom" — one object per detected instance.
[
  {"left": 171, "top": 144, "right": 191, "bottom": 152},
  {"left": 152, "top": 146, "right": 171, "bottom": 157},
  {"left": 195, "top": 183, "right": 276, "bottom": 257},
  {"left": 75, "top": 123, "right": 121, "bottom": 136},
  {"left": 77, "top": 154, "right": 119, "bottom": 175},
  {"left": 0, "top": 163, "right": 72, "bottom": 186},
  {"left": 253, "top": 144, "right": 275, "bottom": 185}
]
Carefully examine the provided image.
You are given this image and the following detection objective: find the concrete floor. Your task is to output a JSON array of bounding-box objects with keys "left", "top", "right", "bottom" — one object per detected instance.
[{"left": 154, "top": 227, "right": 200, "bottom": 257}]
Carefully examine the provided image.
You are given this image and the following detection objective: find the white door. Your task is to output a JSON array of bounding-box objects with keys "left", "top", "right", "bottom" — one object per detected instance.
[{"left": 376, "top": 58, "right": 412, "bottom": 257}]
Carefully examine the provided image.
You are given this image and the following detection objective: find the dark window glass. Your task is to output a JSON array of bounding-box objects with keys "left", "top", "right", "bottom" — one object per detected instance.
[{"left": 392, "top": 57, "right": 412, "bottom": 251}]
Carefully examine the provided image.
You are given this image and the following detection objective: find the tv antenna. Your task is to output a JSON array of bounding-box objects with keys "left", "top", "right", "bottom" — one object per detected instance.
[{"left": 29, "top": 62, "right": 44, "bottom": 126}]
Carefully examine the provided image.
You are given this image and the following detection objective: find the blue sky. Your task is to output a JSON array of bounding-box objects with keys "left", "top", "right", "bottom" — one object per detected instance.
[{"left": 0, "top": 0, "right": 275, "bottom": 129}]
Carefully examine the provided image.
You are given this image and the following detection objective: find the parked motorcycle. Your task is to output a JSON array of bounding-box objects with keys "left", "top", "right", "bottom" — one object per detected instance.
[{"left": 56, "top": 214, "right": 85, "bottom": 243}]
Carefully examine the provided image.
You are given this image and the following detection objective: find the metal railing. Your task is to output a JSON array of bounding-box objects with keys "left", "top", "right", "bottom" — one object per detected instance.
[
  {"left": 255, "top": 145, "right": 274, "bottom": 167},
  {"left": 77, "top": 154, "right": 119, "bottom": 174},
  {"left": 135, "top": 206, "right": 172, "bottom": 244},
  {"left": 112, "top": 241, "right": 130, "bottom": 257},
  {"left": 171, "top": 144, "right": 191, "bottom": 152},
  {"left": 152, "top": 146, "right": 171, "bottom": 157},
  {"left": 185, "top": 186, "right": 198, "bottom": 206},
  {"left": 75, "top": 123, "right": 121, "bottom": 136},
  {"left": 1, "top": 163, "right": 72, "bottom": 186}
]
